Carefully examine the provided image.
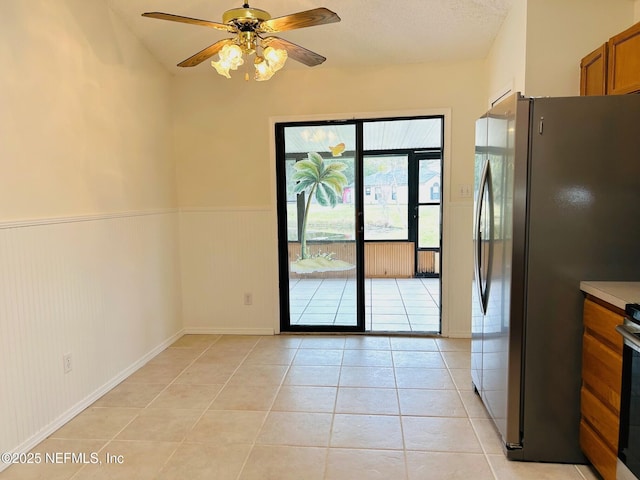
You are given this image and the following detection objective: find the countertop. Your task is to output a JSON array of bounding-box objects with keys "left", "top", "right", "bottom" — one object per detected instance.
[{"left": 580, "top": 281, "right": 640, "bottom": 310}]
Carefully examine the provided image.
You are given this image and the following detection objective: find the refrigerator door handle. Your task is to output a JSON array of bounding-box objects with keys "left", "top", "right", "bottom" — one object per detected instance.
[{"left": 474, "top": 159, "right": 493, "bottom": 315}]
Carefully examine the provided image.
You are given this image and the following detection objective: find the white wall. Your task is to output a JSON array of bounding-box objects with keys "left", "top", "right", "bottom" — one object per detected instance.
[
  {"left": 179, "top": 208, "right": 278, "bottom": 334},
  {"left": 173, "top": 60, "right": 487, "bottom": 338},
  {"left": 636, "top": 0, "right": 640, "bottom": 21},
  {"left": 486, "top": 0, "right": 527, "bottom": 104},
  {"left": 0, "top": 0, "right": 181, "bottom": 463},
  {"left": 0, "top": 213, "right": 182, "bottom": 463},
  {"left": 486, "top": 0, "right": 636, "bottom": 101}
]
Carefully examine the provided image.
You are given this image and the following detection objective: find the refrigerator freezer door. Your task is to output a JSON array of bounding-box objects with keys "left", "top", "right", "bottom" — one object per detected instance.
[
  {"left": 471, "top": 116, "right": 488, "bottom": 393},
  {"left": 478, "top": 93, "right": 526, "bottom": 452}
]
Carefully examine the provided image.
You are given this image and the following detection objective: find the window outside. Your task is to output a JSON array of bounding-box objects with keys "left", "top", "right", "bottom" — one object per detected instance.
[{"left": 363, "top": 155, "right": 409, "bottom": 240}]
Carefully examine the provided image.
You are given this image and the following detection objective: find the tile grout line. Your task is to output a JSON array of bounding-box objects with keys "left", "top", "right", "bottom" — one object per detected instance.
[
  {"left": 321, "top": 341, "right": 345, "bottom": 480},
  {"left": 148, "top": 335, "right": 254, "bottom": 478},
  {"left": 391, "top": 337, "right": 412, "bottom": 480},
  {"left": 68, "top": 335, "right": 226, "bottom": 480},
  {"left": 437, "top": 339, "right": 499, "bottom": 480},
  {"left": 233, "top": 337, "right": 303, "bottom": 480},
  {"left": 332, "top": 278, "right": 348, "bottom": 327},
  {"left": 45, "top": 334, "right": 592, "bottom": 480}
]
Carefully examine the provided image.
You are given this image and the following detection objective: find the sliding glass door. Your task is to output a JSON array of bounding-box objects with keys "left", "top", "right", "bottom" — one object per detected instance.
[
  {"left": 276, "top": 122, "right": 364, "bottom": 332},
  {"left": 276, "top": 115, "right": 444, "bottom": 333}
]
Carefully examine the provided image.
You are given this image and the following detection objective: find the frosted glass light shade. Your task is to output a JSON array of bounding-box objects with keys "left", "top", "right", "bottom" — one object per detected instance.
[
  {"left": 254, "top": 56, "right": 274, "bottom": 81},
  {"left": 211, "top": 44, "right": 245, "bottom": 78},
  {"left": 263, "top": 47, "right": 287, "bottom": 72}
]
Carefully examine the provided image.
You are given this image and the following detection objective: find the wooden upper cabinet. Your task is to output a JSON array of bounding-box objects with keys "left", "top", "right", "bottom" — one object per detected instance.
[
  {"left": 579, "top": 21, "right": 640, "bottom": 96},
  {"left": 580, "top": 43, "right": 608, "bottom": 96},
  {"left": 607, "top": 21, "right": 640, "bottom": 95}
]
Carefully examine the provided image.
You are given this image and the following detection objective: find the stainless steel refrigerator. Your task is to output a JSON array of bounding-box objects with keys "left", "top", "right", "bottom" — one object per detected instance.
[{"left": 471, "top": 92, "right": 640, "bottom": 463}]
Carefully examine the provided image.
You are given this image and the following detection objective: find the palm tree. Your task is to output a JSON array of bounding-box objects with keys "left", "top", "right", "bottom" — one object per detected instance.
[{"left": 293, "top": 152, "right": 348, "bottom": 259}]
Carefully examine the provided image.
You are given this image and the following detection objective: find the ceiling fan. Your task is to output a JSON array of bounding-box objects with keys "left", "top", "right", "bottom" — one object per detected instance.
[{"left": 142, "top": 3, "right": 341, "bottom": 80}]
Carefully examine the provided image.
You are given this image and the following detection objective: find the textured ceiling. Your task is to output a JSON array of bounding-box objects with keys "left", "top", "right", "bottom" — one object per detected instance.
[{"left": 107, "top": 0, "right": 515, "bottom": 74}]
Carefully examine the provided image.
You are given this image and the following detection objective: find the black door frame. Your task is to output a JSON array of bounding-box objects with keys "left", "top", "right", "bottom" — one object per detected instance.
[
  {"left": 275, "top": 116, "right": 443, "bottom": 333},
  {"left": 411, "top": 151, "right": 443, "bottom": 278},
  {"left": 275, "top": 120, "right": 365, "bottom": 333}
]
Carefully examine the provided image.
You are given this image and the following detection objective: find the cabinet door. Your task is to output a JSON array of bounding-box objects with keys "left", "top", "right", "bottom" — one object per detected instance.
[
  {"left": 580, "top": 419, "right": 617, "bottom": 480},
  {"left": 608, "top": 21, "right": 640, "bottom": 95},
  {"left": 580, "top": 43, "right": 608, "bottom": 96}
]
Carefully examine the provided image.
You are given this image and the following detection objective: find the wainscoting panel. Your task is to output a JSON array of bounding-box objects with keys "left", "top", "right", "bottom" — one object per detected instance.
[
  {"left": 0, "top": 211, "right": 182, "bottom": 465},
  {"left": 442, "top": 202, "right": 473, "bottom": 338},
  {"left": 179, "top": 208, "right": 279, "bottom": 335}
]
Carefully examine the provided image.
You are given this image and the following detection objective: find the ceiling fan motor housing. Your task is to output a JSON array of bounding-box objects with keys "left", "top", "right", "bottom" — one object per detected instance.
[{"left": 223, "top": 5, "right": 271, "bottom": 31}]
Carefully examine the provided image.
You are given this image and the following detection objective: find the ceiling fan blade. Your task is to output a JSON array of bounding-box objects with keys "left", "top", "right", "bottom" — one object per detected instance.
[
  {"left": 142, "top": 12, "right": 234, "bottom": 32},
  {"left": 177, "top": 39, "right": 235, "bottom": 67},
  {"left": 258, "top": 8, "right": 340, "bottom": 33},
  {"left": 262, "top": 37, "right": 326, "bottom": 67}
]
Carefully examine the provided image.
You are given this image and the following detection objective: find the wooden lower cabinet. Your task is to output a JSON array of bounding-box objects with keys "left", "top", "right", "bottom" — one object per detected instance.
[
  {"left": 580, "top": 419, "right": 618, "bottom": 480},
  {"left": 580, "top": 298, "right": 624, "bottom": 480}
]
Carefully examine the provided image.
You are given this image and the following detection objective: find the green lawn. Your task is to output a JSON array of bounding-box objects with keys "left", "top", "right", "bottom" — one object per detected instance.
[{"left": 287, "top": 202, "right": 440, "bottom": 246}]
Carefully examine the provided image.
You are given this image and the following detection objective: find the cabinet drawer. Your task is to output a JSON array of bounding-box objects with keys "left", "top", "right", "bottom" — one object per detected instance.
[
  {"left": 581, "top": 385, "right": 620, "bottom": 451},
  {"left": 583, "top": 299, "right": 624, "bottom": 351},
  {"left": 580, "top": 419, "right": 617, "bottom": 480},
  {"left": 582, "top": 333, "right": 622, "bottom": 413}
]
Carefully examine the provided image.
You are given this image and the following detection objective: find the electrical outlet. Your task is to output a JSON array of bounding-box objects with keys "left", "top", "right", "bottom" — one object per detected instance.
[
  {"left": 243, "top": 293, "right": 253, "bottom": 305},
  {"left": 63, "top": 353, "right": 72, "bottom": 374}
]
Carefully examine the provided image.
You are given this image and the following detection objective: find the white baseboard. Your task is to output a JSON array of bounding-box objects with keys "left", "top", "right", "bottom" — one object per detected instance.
[
  {"left": 183, "top": 327, "right": 275, "bottom": 336},
  {"left": 0, "top": 329, "right": 185, "bottom": 473},
  {"left": 446, "top": 332, "right": 472, "bottom": 339}
]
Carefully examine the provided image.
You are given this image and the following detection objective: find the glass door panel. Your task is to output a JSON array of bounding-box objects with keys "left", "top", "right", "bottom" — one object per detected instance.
[
  {"left": 279, "top": 123, "right": 361, "bottom": 331},
  {"left": 415, "top": 157, "right": 442, "bottom": 277},
  {"left": 418, "top": 158, "right": 442, "bottom": 203},
  {"left": 285, "top": 159, "right": 300, "bottom": 242},
  {"left": 418, "top": 205, "right": 440, "bottom": 248},
  {"left": 363, "top": 155, "right": 409, "bottom": 240}
]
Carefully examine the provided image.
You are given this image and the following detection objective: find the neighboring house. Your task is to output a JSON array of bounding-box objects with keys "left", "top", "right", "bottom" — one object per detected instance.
[{"left": 343, "top": 170, "right": 440, "bottom": 205}]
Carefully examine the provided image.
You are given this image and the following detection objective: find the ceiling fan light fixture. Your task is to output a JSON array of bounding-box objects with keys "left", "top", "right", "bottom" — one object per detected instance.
[
  {"left": 254, "top": 46, "right": 287, "bottom": 81},
  {"left": 211, "top": 43, "right": 245, "bottom": 78},
  {"left": 238, "top": 31, "right": 258, "bottom": 55},
  {"left": 254, "top": 56, "right": 275, "bottom": 81},
  {"left": 143, "top": 4, "right": 340, "bottom": 80},
  {"left": 263, "top": 46, "right": 287, "bottom": 72}
]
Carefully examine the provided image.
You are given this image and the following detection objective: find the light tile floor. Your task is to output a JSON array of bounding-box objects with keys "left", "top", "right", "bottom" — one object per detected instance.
[
  {"left": 0, "top": 334, "right": 598, "bottom": 480},
  {"left": 290, "top": 278, "right": 441, "bottom": 333}
]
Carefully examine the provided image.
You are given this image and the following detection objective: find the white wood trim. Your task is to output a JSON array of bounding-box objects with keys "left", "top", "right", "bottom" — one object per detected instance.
[
  {"left": 0, "top": 329, "right": 184, "bottom": 473},
  {"left": 183, "top": 327, "right": 275, "bottom": 336},
  {"left": 179, "top": 206, "right": 273, "bottom": 213},
  {"left": 0, "top": 208, "right": 178, "bottom": 230}
]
